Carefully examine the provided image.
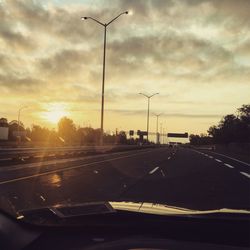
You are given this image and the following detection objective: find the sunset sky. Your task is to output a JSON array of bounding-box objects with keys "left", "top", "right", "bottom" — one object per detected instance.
[{"left": 0, "top": 0, "right": 250, "bottom": 136}]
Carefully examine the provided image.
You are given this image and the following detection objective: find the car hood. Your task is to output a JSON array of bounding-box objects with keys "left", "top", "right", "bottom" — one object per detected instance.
[
  {"left": 15, "top": 201, "right": 250, "bottom": 222},
  {"left": 110, "top": 201, "right": 250, "bottom": 215}
]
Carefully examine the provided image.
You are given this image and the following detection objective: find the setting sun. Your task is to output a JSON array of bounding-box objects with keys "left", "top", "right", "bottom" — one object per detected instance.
[{"left": 42, "top": 103, "right": 69, "bottom": 124}]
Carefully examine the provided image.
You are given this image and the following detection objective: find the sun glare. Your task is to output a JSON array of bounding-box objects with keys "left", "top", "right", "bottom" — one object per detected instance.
[{"left": 42, "top": 104, "right": 69, "bottom": 124}]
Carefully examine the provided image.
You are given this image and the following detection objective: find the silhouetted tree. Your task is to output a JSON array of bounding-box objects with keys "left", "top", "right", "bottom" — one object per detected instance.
[
  {"left": 29, "top": 125, "right": 62, "bottom": 145},
  {"left": 77, "top": 127, "right": 101, "bottom": 145},
  {"left": 8, "top": 120, "right": 24, "bottom": 141},
  {"left": 25, "top": 127, "right": 31, "bottom": 139},
  {"left": 117, "top": 131, "right": 127, "bottom": 144},
  {"left": 208, "top": 104, "right": 250, "bottom": 143},
  {"left": 30, "top": 125, "right": 50, "bottom": 142},
  {"left": 103, "top": 133, "right": 116, "bottom": 144},
  {"left": 189, "top": 134, "right": 213, "bottom": 145},
  {"left": 58, "top": 117, "right": 76, "bottom": 144}
]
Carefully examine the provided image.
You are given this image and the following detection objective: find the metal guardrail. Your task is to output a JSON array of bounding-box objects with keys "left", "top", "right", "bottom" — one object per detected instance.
[{"left": 0, "top": 145, "right": 158, "bottom": 162}]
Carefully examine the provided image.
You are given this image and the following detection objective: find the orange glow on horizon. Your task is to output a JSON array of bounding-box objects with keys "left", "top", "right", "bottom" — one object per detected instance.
[{"left": 41, "top": 103, "right": 69, "bottom": 124}]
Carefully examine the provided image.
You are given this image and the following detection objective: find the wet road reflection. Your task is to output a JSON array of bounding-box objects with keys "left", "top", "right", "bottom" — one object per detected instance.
[{"left": 49, "top": 173, "right": 62, "bottom": 188}]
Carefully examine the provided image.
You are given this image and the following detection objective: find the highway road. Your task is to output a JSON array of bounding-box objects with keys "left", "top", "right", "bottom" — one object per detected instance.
[{"left": 0, "top": 146, "right": 249, "bottom": 215}]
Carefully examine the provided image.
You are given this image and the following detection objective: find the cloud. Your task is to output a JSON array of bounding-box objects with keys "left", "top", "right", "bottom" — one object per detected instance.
[
  {"left": 0, "top": 1, "right": 36, "bottom": 51},
  {"left": 184, "top": 0, "right": 250, "bottom": 19},
  {"left": 165, "top": 113, "right": 222, "bottom": 118},
  {"left": 103, "top": 32, "right": 236, "bottom": 84},
  {"left": 235, "top": 40, "right": 250, "bottom": 57},
  {"left": 0, "top": 74, "right": 44, "bottom": 93},
  {"left": 1, "top": 0, "right": 250, "bottom": 131},
  {"left": 38, "top": 49, "right": 87, "bottom": 78},
  {"left": 215, "top": 0, "right": 250, "bottom": 21},
  {"left": 107, "top": 108, "right": 223, "bottom": 119},
  {"left": 0, "top": 29, "right": 36, "bottom": 51},
  {"left": 4, "top": 0, "right": 117, "bottom": 44},
  {"left": 0, "top": 53, "right": 9, "bottom": 70}
]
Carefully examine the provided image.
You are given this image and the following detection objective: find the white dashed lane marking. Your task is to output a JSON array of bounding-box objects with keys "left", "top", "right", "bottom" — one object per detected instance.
[
  {"left": 215, "top": 159, "right": 222, "bottom": 163},
  {"left": 208, "top": 152, "right": 250, "bottom": 167},
  {"left": 193, "top": 150, "right": 250, "bottom": 179},
  {"left": 160, "top": 170, "right": 165, "bottom": 177},
  {"left": 224, "top": 163, "right": 234, "bottom": 169},
  {"left": 149, "top": 167, "right": 159, "bottom": 175},
  {"left": 240, "top": 172, "right": 250, "bottom": 179},
  {"left": 40, "top": 195, "right": 46, "bottom": 202}
]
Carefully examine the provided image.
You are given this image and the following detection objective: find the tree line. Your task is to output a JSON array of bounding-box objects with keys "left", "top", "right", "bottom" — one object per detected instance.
[
  {"left": 23, "top": 117, "right": 129, "bottom": 146},
  {"left": 189, "top": 104, "right": 250, "bottom": 145}
]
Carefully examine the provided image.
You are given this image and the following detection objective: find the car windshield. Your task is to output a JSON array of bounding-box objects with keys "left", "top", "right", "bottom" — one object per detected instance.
[{"left": 0, "top": 0, "right": 249, "bottom": 220}]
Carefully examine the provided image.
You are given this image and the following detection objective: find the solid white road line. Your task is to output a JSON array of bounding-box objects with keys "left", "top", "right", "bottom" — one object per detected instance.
[
  {"left": 149, "top": 167, "right": 159, "bottom": 174},
  {"left": 240, "top": 172, "right": 250, "bottom": 179},
  {"left": 0, "top": 149, "right": 160, "bottom": 185},
  {"left": 215, "top": 159, "right": 222, "bottom": 163},
  {"left": 209, "top": 152, "right": 250, "bottom": 167},
  {"left": 224, "top": 163, "right": 234, "bottom": 169}
]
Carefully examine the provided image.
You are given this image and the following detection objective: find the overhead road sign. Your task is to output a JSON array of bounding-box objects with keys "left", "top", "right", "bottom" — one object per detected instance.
[
  {"left": 137, "top": 130, "right": 148, "bottom": 136},
  {"left": 167, "top": 133, "right": 188, "bottom": 138}
]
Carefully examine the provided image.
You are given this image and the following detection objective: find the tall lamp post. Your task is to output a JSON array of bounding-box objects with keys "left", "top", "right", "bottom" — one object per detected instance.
[
  {"left": 17, "top": 106, "right": 28, "bottom": 142},
  {"left": 139, "top": 93, "right": 159, "bottom": 142},
  {"left": 154, "top": 113, "right": 161, "bottom": 144},
  {"left": 81, "top": 11, "right": 129, "bottom": 146},
  {"left": 160, "top": 122, "right": 163, "bottom": 144},
  {"left": 163, "top": 128, "right": 165, "bottom": 144},
  {"left": 165, "top": 121, "right": 168, "bottom": 144}
]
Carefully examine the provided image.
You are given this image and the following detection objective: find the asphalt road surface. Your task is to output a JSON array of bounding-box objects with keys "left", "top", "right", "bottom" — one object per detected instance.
[{"left": 0, "top": 146, "right": 249, "bottom": 215}]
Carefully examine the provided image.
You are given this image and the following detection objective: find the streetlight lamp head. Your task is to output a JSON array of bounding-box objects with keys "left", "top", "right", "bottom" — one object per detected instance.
[
  {"left": 81, "top": 17, "right": 88, "bottom": 20},
  {"left": 125, "top": 11, "right": 129, "bottom": 14},
  {"left": 127, "top": 10, "right": 133, "bottom": 15}
]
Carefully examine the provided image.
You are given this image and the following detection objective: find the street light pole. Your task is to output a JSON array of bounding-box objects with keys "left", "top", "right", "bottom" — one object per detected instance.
[
  {"left": 163, "top": 128, "right": 165, "bottom": 144},
  {"left": 160, "top": 122, "right": 163, "bottom": 144},
  {"left": 147, "top": 97, "right": 150, "bottom": 141},
  {"left": 81, "top": 11, "right": 129, "bottom": 146},
  {"left": 139, "top": 93, "right": 159, "bottom": 142},
  {"left": 100, "top": 25, "right": 107, "bottom": 146},
  {"left": 165, "top": 121, "right": 168, "bottom": 144},
  {"left": 154, "top": 113, "right": 161, "bottom": 144},
  {"left": 17, "top": 106, "right": 27, "bottom": 143}
]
